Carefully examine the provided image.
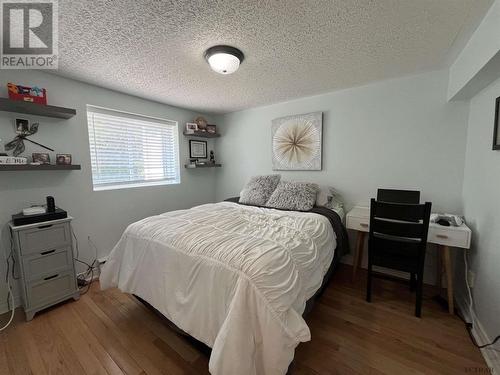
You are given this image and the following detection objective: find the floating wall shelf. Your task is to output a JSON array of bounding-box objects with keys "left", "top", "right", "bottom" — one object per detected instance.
[
  {"left": 0, "top": 98, "right": 76, "bottom": 119},
  {"left": 184, "top": 163, "right": 221, "bottom": 169},
  {"left": 183, "top": 131, "right": 220, "bottom": 138},
  {"left": 0, "top": 164, "right": 81, "bottom": 171}
]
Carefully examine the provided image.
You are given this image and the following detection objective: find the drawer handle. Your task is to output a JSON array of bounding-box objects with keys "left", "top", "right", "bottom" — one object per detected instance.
[
  {"left": 38, "top": 224, "right": 53, "bottom": 229},
  {"left": 436, "top": 234, "right": 449, "bottom": 239},
  {"left": 40, "top": 249, "right": 56, "bottom": 256},
  {"left": 360, "top": 223, "right": 369, "bottom": 227},
  {"left": 44, "top": 274, "right": 59, "bottom": 281}
]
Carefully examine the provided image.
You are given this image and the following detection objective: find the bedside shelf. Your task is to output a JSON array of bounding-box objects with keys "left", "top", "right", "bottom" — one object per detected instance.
[
  {"left": 183, "top": 131, "right": 220, "bottom": 138},
  {"left": 0, "top": 164, "right": 81, "bottom": 171},
  {"left": 184, "top": 163, "right": 221, "bottom": 169},
  {"left": 0, "top": 98, "right": 76, "bottom": 119}
]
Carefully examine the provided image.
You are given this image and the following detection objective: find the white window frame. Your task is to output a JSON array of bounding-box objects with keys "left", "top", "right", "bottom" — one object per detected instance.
[{"left": 86, "top": 105, "right": 180, "bottom": 191}]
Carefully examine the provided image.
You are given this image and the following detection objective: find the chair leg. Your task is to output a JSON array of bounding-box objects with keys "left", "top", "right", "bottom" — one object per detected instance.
[
  {"left": 410, "top": 273, "right": 416, "bottom": 292},
  {"left": 415, "top": 273, "right": 423, "bottom": 318},
  {"left": 366, "top": 260, "right": 372, "bottom": 303}
]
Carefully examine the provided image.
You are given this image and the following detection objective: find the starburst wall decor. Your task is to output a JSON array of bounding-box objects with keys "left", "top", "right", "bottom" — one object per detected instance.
[{"left": 272, "top": 112, "right": 322, "bottom": 170}]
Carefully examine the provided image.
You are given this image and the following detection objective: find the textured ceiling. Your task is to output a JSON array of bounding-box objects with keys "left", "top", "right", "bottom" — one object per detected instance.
[{"left": 57, "top": 0, "right": 493, "bottom": 113}]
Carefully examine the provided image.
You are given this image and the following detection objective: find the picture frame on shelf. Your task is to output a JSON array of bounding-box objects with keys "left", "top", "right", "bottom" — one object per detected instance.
[
  {"left": 56, "top": 154, "right": 72, "bottom": 165},
  {"left": 32, "top": 153, "right": 50, "bottom": 164},
  {"left": 189, "top": 140, "right": 207, "bottom": 159},
  {"left": 15, "top": 118, "right": 29, "bottom": 134},
  {"left": 206, "top": 124, "right": 217, "bottom": 134},
  {"left": 186, "top": 122, "right": 198, "bottom": 134}
]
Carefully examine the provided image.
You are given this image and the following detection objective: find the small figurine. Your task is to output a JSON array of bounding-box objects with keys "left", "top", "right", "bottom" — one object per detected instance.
[
  {"left": 194, "top": 116, "right": 208, "bottom": 131},
  {"left": 210, "top": 150, "right": 215, "bottom": 163}
]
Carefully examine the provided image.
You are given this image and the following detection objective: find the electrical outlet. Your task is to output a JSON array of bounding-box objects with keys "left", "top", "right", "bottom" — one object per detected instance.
[{"left": 467, "top": 270, "right": 475, "bottom": 288}]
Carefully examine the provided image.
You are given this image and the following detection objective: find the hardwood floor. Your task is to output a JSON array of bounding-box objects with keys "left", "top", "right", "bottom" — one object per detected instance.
[{"left": 0, "top": 265, "right": 487, "bottom": 374}]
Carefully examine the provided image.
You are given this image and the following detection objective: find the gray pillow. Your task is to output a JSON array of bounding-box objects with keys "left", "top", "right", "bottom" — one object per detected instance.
[
  {"left": 265, "top": 181, "right": 319, "bottom": 211},
  {"left": 239, "top": 174, "right": 281, "bottom": 206}
]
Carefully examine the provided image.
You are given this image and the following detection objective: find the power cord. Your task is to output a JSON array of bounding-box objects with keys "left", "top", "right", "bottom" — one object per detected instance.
[
  {"left": 0, "top": 278, "right": 15, "bottom": 332},
  {"left": 458, "top": 251, "right": 500, "bottom": 350},
  {"left": 1, "top": 231, "right": 16, "bottom": 331},
  {"left": 70, "top": 225, "right": 98, "bottom": 295}
]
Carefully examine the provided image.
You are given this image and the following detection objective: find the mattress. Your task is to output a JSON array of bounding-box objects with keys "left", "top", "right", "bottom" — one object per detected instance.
[{"left": 100, "top": 201, "right": 337, "bottom": 374}]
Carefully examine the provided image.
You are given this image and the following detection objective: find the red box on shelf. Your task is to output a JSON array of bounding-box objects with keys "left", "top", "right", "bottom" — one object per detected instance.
[{"left": 7, "top": 83, "right": 47, "bottom": 105}]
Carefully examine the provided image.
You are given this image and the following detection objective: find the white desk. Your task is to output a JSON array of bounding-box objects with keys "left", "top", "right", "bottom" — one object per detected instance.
[{"left": 346, "top": 206, "right": 471, "bottom": 314}]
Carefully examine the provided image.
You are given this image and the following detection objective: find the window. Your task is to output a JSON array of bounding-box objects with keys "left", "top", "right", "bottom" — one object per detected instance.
[{"left": 87, "top": 105, "right": 180, "bottom": 191}]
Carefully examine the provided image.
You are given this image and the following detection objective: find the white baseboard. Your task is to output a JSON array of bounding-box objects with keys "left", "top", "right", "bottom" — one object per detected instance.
[{"left": 455, "top": 293, "right": 500, "bottom": 372}]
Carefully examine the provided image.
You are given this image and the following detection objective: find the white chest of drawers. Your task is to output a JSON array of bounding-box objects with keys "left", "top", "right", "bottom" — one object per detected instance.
[{"left": 10, "top": 217, "right": 80, "bottom": 321}]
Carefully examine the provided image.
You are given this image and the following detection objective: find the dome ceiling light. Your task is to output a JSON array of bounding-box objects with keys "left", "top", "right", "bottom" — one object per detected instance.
[{"left": 204, "top": 45, "right": 244, "bottom": 75}]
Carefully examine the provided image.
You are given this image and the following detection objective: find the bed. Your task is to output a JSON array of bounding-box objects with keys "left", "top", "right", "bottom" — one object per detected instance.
[{"left": 100, "top": 198, "right": 348, "bottom": 375}]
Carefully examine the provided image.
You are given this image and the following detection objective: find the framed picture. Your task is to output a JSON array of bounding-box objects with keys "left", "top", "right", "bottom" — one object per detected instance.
[
  {"left": 56, "top": 153, "right": 72, "bottom": 165},
  {"left": 185, "top": 122, "right": 198, "bottom": 134},
  {"left": 32, "top": 153, "right": 50, "bottom": 164},
  {"left": 189, "top": 140, "right": 207, "bottom": 159},
  {"left": 272, "top": 112, "right": 323, "bottom": 170},
  {"left": 15, "top": 118, "right": 29, "bottom": 134},
  {"left": 206, "top": 124, "right": 217, "bottom": 134},
  {"left": 493, "top": 96, "right": 500, "bottom": 150}
]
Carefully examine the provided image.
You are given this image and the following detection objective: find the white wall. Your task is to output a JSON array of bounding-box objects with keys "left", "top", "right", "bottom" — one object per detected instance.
[
  {"left": 0, "top": 70, "right": 217, "bottom": 312},
  {"left": 214, "top": 70, "right": 470, "bottom": 284},
  {"left": 216, "top": 70, "right": 469, "bottom": 212},
  {"left": 459, "top": 76, "right": 500, "bottom": 349}
]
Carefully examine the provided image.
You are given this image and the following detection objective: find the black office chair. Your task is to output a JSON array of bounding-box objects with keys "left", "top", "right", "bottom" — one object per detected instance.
[
  {"left": 366, "top": 198, "right": 432, "bottom": 317},
  {"left": 377, "top": 188, "right": 420, "bottom": 204},
  {"left": 377, "top": 189, "right": 421, "bottom": 289}
]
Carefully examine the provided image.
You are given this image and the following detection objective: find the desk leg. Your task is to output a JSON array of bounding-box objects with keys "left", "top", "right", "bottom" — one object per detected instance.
[
  {"left": 436, "top": 247, "right": 442, "bottom": 291},
  {"left": 442, "top": 245, "right": 454, "bottom": 314},
  {"left": 352, "top": 231, "right": 366, "bottom": 282}
]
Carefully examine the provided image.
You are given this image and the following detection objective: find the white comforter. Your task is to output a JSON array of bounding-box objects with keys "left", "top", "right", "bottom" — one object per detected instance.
[{"left": 100, "top": 202, "right": 336, "bottom": 375}]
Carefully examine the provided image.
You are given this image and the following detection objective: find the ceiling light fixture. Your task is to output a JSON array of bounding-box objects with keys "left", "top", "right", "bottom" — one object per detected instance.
[{"left": 204, "top": 45, "right": 244, "bottom": 75}]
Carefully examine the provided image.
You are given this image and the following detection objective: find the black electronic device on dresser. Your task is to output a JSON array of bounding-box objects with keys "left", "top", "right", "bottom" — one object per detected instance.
[{"left": 11, "top": 196, "right": 67, "bottom": 226}]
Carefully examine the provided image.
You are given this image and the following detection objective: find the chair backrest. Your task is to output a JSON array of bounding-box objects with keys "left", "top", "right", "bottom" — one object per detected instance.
[
  {"left": 370, "top": 198, "right": 431, "bottom": 241},
  {"left": 377, "top": 189, "right": 420, "bottom": 204},
  {"left": 369, "top": 198, "right": 432, "bottom": 266}
]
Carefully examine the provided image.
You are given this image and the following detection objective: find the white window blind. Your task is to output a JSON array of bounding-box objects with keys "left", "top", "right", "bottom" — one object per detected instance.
[{"left": 87, "top": 105, "right": 180, "bottom": 191}]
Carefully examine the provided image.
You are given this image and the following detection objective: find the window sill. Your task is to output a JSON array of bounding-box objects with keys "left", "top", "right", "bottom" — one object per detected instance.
[{"left": 93, "top": 179, "right": 180, "bottom": 191}]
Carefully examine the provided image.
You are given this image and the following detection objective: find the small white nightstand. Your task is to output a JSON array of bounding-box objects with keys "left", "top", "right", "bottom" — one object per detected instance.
[{"left": 346, "top": 206, "right": 471, "bottom": 314}]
